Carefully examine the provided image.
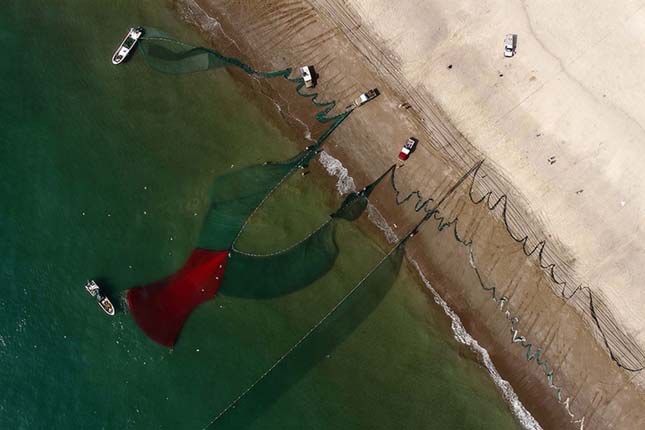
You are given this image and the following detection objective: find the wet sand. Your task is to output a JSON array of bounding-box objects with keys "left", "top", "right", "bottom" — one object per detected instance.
[{"left": 175, "top": 0, "right": 645, "bottom": 428}]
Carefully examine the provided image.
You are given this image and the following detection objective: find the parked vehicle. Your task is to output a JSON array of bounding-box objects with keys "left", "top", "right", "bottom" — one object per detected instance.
[
  {"left": 399, "top": 137, "right": 418, "bottom": 161},
  {"left": 354, "top": 88, "right": 379, "bottom": 106},
  {"left": 504, "top": 34, "right": 517, "bottom": 58}
]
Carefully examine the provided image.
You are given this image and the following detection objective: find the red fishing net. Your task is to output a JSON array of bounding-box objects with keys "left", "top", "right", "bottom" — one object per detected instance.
[{"left": 127, "top": 249, "right": 229, "bottom": 347}]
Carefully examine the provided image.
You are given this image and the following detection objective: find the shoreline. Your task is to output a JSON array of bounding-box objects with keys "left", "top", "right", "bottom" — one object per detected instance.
[{"left": 174, "top": 0, "right": 645, "bottom": 428}]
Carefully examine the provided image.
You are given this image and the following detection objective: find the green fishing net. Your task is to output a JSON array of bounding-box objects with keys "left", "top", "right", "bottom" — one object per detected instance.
[
  {"left": 138, "top": 27, "right": 290, "bottom": 77},
  {"left": 197, "top": 151, "right": 315, "bottom": 251},
  {"left": 210, "top": 246, "right": 405, "bottom": 428}
]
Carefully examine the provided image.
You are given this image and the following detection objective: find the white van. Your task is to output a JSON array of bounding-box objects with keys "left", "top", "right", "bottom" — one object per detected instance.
[{"left": 504, "top": 34, "right": 517, "bottom": 57}]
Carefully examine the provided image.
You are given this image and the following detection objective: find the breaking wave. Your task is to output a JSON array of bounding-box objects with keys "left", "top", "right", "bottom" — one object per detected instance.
[{"left": 319, "top": 151, "right": 357, "bottom": 195}]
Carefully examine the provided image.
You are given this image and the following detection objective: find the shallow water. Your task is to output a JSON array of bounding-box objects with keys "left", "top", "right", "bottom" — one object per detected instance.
[{"left": 1, "top": 1, "right": 521, "bottom": 429}]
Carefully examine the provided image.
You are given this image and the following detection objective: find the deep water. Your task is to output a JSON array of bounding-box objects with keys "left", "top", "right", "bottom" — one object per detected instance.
[{"left": 1, "top": 1, "right": 522, "bottom": 429}]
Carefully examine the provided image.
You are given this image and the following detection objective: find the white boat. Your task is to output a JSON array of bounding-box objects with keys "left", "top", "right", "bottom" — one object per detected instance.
[
  {"left": 112, "top": 27, "right": 144, "bottom": 65},
  {"left": 85, "top": 279, "right": 100, "bottom": 296},
  {"left": 96, "top": 294, "right": 116, "bottom": 316},
  {"left": 84, "top": 280, "right": 116, "bottom": 316},
  {"left": 504, "top": 34, "right": 517, "bottom": 58}
]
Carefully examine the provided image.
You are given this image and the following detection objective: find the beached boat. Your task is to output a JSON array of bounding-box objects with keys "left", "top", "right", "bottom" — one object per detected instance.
[
  {"left": 84, "top": 280, "right": 116, "bottom": 316},
  {"left": 111, "top": 27, "right": 144, "bottom": 65}
]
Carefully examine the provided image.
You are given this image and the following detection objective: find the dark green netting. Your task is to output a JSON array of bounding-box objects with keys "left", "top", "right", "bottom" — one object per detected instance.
[
  {"left": 332, "top": 192, "right": 368, "bottom": 221},
  {"left": 207, "top": 246, "right": 405, "bottom": 428},
  {"left": 139, "top": 28, "right": 288, "bottom": 77},
  {"left": 197, "top": 151, "right": 315, "bottom": 251},
  {"left": 222, "top": 220, "right": 336, "bottom": 299},
  {"left": 223, "top": 174, "right": 386, "bottom": 298},
  {"left": 331, "top": 165, "right": 394, "bottom": 221}
]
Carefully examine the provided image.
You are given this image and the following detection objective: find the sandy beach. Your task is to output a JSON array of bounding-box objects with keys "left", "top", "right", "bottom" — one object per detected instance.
[{"left": 176, "top": 0, "right": 645, "bottom": 428}]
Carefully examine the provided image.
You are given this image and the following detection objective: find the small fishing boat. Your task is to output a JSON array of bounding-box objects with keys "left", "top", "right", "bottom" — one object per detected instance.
[
  {"left": 111, "top": 27, "right": 144, "bottom": 65},
  {"left": 84, "top": 280, "right": 116, "bottom": 316}
]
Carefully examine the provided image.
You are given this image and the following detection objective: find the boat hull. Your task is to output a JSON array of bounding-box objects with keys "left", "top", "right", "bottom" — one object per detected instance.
[
  {"left": 98, "top": 296, "right": 116, "bottom": 316},
  {"left": 112, "top": 27, "right": 143, "bottom": 65}
]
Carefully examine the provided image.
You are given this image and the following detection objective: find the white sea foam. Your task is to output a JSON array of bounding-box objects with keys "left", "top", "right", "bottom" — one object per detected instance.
[
  {"left": 366, "top": 203, "right": 398, "bottom": 244},
  {"left": 318, "top": 151, "right": 356, "bottom": 195}
]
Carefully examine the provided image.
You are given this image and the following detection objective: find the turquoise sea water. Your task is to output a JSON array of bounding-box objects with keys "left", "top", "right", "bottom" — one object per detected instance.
[{"left": 1, "top": 1, "right": 522, "bottom": 429}]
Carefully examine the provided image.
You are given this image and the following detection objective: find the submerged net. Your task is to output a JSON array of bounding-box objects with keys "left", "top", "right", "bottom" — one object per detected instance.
[
  {"left": 138, "top": 27, "right": 289, "bottom": 77},
  {"left": 222, "top": 171, "right": 384, "bottom": 299},
  {"left": 127, "top": 143, "right": 391, "bottom": 345},
  {"left": 206, "top": 246, "right": 405, "bottom": 428},
  {"left": 223, "top": 221, "right": 337, "bottom": 299},
  {"left": 127, "top": 249, "right": 229, "bottom": 347},
  {"left": 198, "top": 151, "right": 315, "bottom": 251},
  {"left": 127, "top": 151, "right": 312, "bottom": 346}
]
